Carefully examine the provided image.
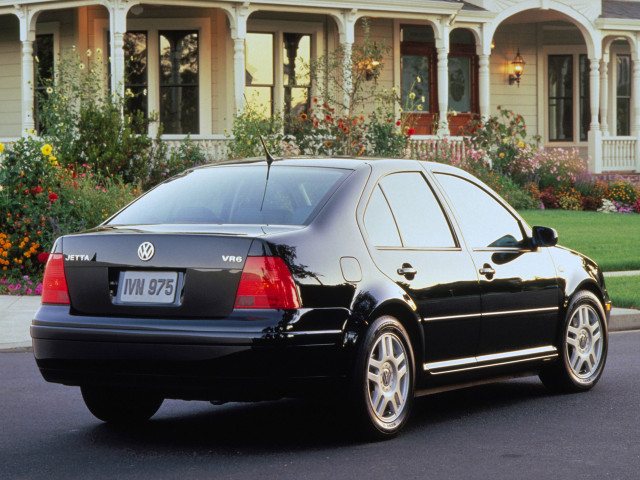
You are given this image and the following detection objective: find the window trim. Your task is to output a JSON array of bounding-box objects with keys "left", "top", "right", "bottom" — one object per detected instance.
[{"left": 362, "top": 170, "right": 461, "bottom": 251}]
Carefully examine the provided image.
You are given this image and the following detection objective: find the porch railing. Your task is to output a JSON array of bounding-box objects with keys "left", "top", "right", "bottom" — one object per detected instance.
[
  {"left": 602, "top": 136, "right": 638, "bottom": 172},
  {"left": 161, "top": 134, "right": 230, "bottom": 162},
  {"left": 407, "top": 135, "right": 467, "bottom": 160}
]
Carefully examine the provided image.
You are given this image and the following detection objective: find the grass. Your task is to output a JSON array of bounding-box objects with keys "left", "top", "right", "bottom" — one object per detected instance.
[
  {"left": 603, "top": 275, "right": 640, "bottom": 309},
  {"left": 518, "top": 210, "right": 640, "bottom": 272}
]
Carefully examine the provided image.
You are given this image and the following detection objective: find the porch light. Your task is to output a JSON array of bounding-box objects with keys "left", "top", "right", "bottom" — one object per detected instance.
[
  {"left": 360, "top": 58, "right": 381, "bottom": 81},
  {"left": 509, "top": 48, "right": 525, "bottom": 87}
]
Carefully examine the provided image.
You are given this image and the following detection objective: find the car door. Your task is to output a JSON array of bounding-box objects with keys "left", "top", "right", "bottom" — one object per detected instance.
[
  {"left": 433, "top": 172, "right": 561, "bottom": 356},
  {"left": 362, "top": 171, "right": 482, "bottom": 365}
]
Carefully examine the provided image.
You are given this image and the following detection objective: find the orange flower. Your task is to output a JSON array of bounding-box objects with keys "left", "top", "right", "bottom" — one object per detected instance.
[
  {"left": 312, "top": 97, "right": 318, "bottom": 104},
  {"left": 326, "top": 141, "right": 333, "bottom": 147},
  {"left": 300, "top": 113, "right": 308, "bottom": 120}
]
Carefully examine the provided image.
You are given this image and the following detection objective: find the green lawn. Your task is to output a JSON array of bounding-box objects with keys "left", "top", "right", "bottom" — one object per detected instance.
[
  {"left": 518, "top": 210, "right": 640, "bottom": 272},
  {"left": 603, "top": 275, "right": 640, "bottom": 309}
]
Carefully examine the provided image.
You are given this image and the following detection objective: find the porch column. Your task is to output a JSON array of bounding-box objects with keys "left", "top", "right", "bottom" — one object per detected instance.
[
  {"left": 18, "top": 7, "right": 36, "bottom": 134},
  {"left": 436, "top": 48, "right": 449, "bottom": 136},
  {"left": 231, "top": 4, "right": 249, "bottom": 113},
  {"left": 109, "top": 1, "right": 127, "bottom": 99},
  {"left": 633, "top": 60, "right": 640, "bottom": 171},
  {"left": 588, "top": 58, "right": 603, "bottom": 173},
  {"left": 600, "top": 56, "right": 609, "bottom": 135},
  {"left": 340, "top": 9, "right": 357, "bottom": 115},
  {"left": 478, "top": 54, "right": 490, "bottom": 121}
]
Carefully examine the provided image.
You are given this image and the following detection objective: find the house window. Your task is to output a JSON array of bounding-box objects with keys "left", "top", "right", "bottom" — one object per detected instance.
[
  {"left": 159, "top": 30, "right": 199, "bottom": 134},
  {"left": 245, "top": 33, "right": 274, "bottom": 118},
  {"left": 283, "top": 33, "right": 311, "bottom": 118},
  {"left": 245, "top": 31, "right": 312, "bottom": 118},
  {"left": 400, "top": 25, "right": 433, "bottom": 113},
  {"left": 548, "top": 55, "right": 573, "bottom": 141},
  {"left": 124, "top": 32, "right": 148, "bottom": 122},
  {"left": 34, "top": 34, "right": 54, "bottom": 133},
  {"left": 617, "top": 54, "right": 631, "bottom": 136},
  {"left": 579, "top": 55, "right": 590, "bottom": 141}
]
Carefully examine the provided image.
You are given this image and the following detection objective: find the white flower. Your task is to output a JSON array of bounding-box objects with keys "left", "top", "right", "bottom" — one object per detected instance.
[
  {"left": 86, "top": 49, "right": 92, "bottom": 57},
  {"left": 96, "top": 48, "right": 102, "bottom": 55},
  {"left": 417, "top": 105, "right": 423, "bottom": 111},
  {"left": 416, "top": 76, "right": 421, "bottom": 83},
  {"left": 46, "top": 87, "right": 53, "bottom": 94},
  {"left": 79, "top": 63, "right": 85, "bottom": 70},
  {"left": 421, "top": 96, "right": 425, "bottom": 103},
  {"left": 71, "top": 45, "right": 76, "bottom": 52},
  {"left": 409, "top": 92, "right": 416, "bottom": 100}
]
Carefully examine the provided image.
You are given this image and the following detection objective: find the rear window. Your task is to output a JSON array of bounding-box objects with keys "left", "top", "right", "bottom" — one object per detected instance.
[{"left": 108, "top": 165, "right": 351, "bottom": 226}]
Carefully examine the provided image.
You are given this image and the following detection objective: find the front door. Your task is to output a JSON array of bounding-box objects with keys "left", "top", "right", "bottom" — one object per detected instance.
[{"left": 433, "top": 173, "right": 561, "bottom": 356}]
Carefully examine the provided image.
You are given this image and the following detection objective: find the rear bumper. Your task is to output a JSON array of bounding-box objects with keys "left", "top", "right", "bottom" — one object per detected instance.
[{"left": 31, "top": 305, "right": 350, "bottom": 401}]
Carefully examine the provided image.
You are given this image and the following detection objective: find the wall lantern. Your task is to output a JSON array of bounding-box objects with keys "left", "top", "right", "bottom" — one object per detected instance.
[
  {"left": 509, "top": 48, "right": 525, "bottom": 87},
  {"left": 360, "top": 58, "right": 381, "bottom": 81}
]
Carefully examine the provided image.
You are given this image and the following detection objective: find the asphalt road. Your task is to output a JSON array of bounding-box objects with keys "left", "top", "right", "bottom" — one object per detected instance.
[{"left": 2, "top": 331, "right": 639, "bottom": 480}]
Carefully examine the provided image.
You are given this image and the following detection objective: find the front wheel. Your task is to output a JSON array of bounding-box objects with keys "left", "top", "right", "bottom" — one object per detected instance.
[
  {"left": 350, "top": 315, "right": 415, "bottom": 439},
  {"left": 540, "top": 291, "right": 608, "bottom": 393},
  {"left": 81, "top": 386, "right": 164, "bottom": 424}
]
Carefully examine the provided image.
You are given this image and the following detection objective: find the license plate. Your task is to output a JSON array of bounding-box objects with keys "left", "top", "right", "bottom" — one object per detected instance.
[{"left": 117, "top": 271, "right": 178, "bottom": 304}]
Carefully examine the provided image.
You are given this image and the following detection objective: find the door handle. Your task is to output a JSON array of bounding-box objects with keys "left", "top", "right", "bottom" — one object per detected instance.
[
  {"left": 397, "top": 265, "right": 418, "bottom": 277},
  {"left": 479, "top": 264, "right": 496, "bottom": 277}
]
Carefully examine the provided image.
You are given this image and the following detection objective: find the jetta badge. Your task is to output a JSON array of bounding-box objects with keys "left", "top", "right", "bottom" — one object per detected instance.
[{"left": 137, "top": 242, "right": 155, "bottom": 261}]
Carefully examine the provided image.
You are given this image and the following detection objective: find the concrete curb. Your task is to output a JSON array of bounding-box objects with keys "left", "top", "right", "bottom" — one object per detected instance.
[{"left": 1, "top": 294, "right": 639, "bottom": 351}]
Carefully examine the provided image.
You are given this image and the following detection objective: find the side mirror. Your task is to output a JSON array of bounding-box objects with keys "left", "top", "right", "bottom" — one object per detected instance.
[{"left": 532, "top": 226, "right": 558, "bottom": 247}]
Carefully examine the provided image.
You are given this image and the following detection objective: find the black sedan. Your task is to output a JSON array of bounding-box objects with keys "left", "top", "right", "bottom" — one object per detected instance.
[{"left": 32, "top": 157, "right": 610, "bottom": 438}]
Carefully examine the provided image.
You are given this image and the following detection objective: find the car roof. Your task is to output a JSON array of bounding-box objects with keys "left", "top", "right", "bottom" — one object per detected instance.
[{"left": 196, "top": 156, "right": 468, "bottom": 176}]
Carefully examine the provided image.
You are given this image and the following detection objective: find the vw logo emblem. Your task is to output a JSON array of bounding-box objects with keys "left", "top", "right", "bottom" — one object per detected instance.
[{"left": 137, "top": 242, "right": 155, "bottom": 261}]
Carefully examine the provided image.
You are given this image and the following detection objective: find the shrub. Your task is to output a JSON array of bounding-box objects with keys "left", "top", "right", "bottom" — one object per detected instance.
[
  {"left": 576, "top": 181, "right": 609, "bottom": 205},
  {"left": 146, "top": 137, "right": 209, "bottom": 187},
  {"left": 634, "top": 199, "right": 640, "bottom": 214},
  {"left": 598, "top": 199, "right": 618, "bottom": 213},
  {"left": 581, "top": 196, "right": 599, "bottom": 211},
  {"left": 540, "top": 187, "right": 559, "bottom": 209},
  {"left": 37, "top": 47, "right": 163, "bottom": 184},
  {"left": 607, "top": 180, "right": 638, "bottom": 205},
  {"left": 0, "top": 137, "right": 138, "bottom": 281},
  {"left": 537, "top": 148, "right": 586, "bottom": 188},
  {"left": 227, "top": 107, "right": 285, "bottom": 159},
  {"left": 490, "top": 175, "right": 540, "bottom": 210},
  {"left": 558, "top": 196, "right": 581, "bottom": 211}
]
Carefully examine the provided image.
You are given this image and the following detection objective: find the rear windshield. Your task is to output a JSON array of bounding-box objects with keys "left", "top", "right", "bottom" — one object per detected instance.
[{"left": 108, "top": 164, "right": 351, "bottom": 226}]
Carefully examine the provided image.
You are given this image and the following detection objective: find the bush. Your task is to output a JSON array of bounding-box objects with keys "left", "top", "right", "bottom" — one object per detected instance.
[
  {"left": 227, "top": 107, "right": 285, "bottom": 159},
  {"left": 0, "top": 137, "right": 138, "bottom": 281},
  {"left": 146, "top": 137, "right": 209, "bottom": 187},
  {"left": 540, "top": 187, "right": 559, "bottom": 209},
  {"left": 607, "top": 180, "right": 638, "bottom": 205},
  {"left": 581, "top": 196, "right": 599, "bottom": 211},
  {"left": 537, "top": 148, "right": 586, "bottom": 188},
  {"left": 37, "top": 47, "right": 164, "bottom": 184},
  {"left": 492, "top": 175, "right": 540, "bottom": 210},
  {"left": 559, "top": 196, "right": 581, "bottom": 211}
]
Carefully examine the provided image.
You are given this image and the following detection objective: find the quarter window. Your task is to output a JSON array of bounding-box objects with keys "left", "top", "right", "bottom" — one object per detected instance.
[
  {"left": 364, "top": 187, "right": 402, "bottom": 248},
  {"left": 435, "top": 174, "right": 524, "bottom": 249},
  {"left": 378, "top": 172, "right": 456, "bottom": 249}
]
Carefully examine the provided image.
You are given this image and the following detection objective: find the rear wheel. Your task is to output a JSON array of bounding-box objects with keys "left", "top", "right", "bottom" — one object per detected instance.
[
  {"left": 540, "top": 291, "right": 608, "bottom": 393},
  {"left": 351, "top": 316, "right": 415, "bottom": 439},
  {"left": 81, "top": 386, "right": 163, "bottom": 424}
]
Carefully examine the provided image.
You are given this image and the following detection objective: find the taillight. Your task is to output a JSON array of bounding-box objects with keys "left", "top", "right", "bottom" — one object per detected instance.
[
  {"left": 41, "top": 253, "right": 70, "bottom": 304},
  {"left": 234, "top": 256, "right": 300, "bottom": 309}
]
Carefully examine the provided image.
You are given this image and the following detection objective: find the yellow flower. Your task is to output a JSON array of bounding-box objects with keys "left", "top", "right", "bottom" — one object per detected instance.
[
  {"left": 0, "top": 142, "right": 4, "bottom": 153},
  {"left": 518, "top": 141, "right": 525, "bottom": 148},
  {"left": 409, "top": 92, "right": 416, "bottom": 100},
  {"left": 502, "top": 138, "right": 508, "bottom": 144},
  {"left": 41, "top": 144, "right": 53, "bottom": 156},
  {"left": 416, "top": 76, "right": 422, "bottom": 83},
  {"left": 499, "top": 152, "right": 505, "bottom": 158}
]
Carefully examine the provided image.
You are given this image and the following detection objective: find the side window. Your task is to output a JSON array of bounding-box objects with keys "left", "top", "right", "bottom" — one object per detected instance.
[
  {"left": 435, "top": 174, "right": 524, "bottom": 249},
  {"left": 364, "top": 187, "right": 402, "bottom": 247},
  {"left": 379, "top": 172, "right": 456, "bottom": 248}
]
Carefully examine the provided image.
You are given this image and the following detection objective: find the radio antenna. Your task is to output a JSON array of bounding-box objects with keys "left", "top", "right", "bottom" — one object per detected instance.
[{"left": 243, "top": 94, "right": 275, "bottom": 210}]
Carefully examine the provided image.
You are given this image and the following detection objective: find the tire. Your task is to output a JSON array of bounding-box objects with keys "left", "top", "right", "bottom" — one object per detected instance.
[
  {"left": 81, "top": 386, "right": 164, "bottom": 424},
  {"left": 350, "top": 315, "right": 415, "bottom": 439},
  {"left": 540, "top": 290, "right": 608, "bottom": 393}
]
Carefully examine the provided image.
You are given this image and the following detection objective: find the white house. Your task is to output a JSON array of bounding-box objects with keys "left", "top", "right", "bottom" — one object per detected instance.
[{"left": 1, "top": 0, "right": 640, "bottom": 173}]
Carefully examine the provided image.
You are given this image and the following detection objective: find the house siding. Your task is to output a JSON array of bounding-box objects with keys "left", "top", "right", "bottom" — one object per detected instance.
[{"left": 0, "top": 15, "right": 21, "bottom": 138}]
